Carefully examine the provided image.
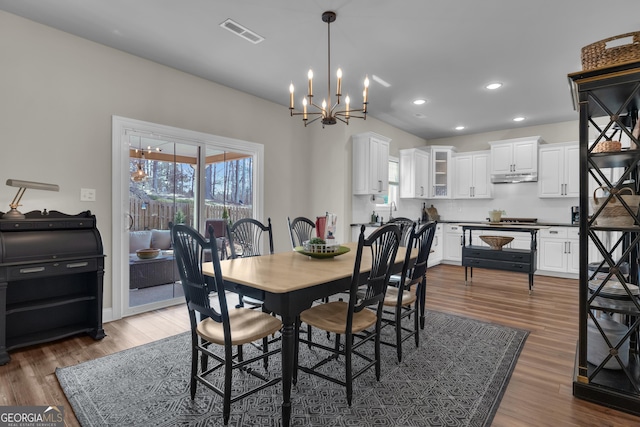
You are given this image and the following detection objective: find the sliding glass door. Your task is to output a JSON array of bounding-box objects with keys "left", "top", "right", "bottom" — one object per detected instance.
[{"left": 112, "top": 116, "right": 264, "bottom": 319}]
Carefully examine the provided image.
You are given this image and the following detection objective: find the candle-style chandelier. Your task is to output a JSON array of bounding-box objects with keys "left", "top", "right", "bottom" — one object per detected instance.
[{"left": 289, "top": 11, "right": 369, "bottom": 127}]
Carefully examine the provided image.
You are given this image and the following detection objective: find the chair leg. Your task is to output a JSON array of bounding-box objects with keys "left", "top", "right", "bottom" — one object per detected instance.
[
  {"left": 375, "top": 322, "right": 382, "bottom": 381},
  {"left": 223, "top": 345, "right": 233, "bottom": 425},
  {"left": 414, "top": 303, "right": 420, "bottom": 347},
  {"left": 263, "top": 336, "right": 269, "bottom": 370},
  {"left": 418, "top": 279, "right": 427, "bottom": 329},
  {"left": 396, "top": 305, "right": 403, "bottom": 363},
  {"left": 190, "top": 346, "right": 198, "bottom": 400},
  {"left": 345, "top": 332, "right": 353, "bottom": 406}
]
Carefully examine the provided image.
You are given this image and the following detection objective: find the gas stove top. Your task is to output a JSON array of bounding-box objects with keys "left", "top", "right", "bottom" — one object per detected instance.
[{"left": 487, "top": 217, "right": 538, "bottom": 224}]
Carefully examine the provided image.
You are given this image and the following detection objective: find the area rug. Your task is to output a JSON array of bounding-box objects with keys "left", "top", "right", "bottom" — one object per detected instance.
[{"left": 56, "top": 310, "right": 528, "bottom": 426}]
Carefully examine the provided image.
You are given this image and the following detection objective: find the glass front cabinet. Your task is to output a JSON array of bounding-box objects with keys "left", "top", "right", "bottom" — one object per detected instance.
[{"left": 569, "top": 60, "right": 640, "bottom": 415}]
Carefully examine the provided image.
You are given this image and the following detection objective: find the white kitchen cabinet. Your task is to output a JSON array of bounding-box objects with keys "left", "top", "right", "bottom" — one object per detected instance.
[
  {"left": 443, "top": 223, "right": 463, "bottom": 262},
  {"left": 489, "top": 136, "right": 541, "bottom": 176},
  {"left": 538, "top": 142, "right": 579, "bottom": 198},
  {"left": 428, "top": 223, "right": 443, "bottom": 267},
  {"left": 399, "top": 148, "right": 430, "bottom": 199},
  {"left": 429, "top": 146, "right": 454, "bottom": 199},
  {"left": 352, "top": 132, "right": 391, "bottom": 195},
  {"left": 453, "top": 151, "right": 491, "bottom": 199},
  {"left": 538, "top": 227, "right": 579, "bottom": 275}
]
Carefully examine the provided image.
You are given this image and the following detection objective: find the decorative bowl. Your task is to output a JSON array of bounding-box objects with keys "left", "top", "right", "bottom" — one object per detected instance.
[
  {"left": 295, "top": 245, "right": 350, "bottom": 259},
  {"left": 479, "top": 235, "right": 513, "bottom": 250},
  {"left": 136, "top": 248, "right": 161, "bottom": 259}
]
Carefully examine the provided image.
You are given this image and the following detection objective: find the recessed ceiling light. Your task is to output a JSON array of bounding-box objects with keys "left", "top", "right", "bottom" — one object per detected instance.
[
  {"left": 413, "top": 99, "right": 427, "bottom": 105},
  {"left": 513, "top": 116, "right": 525, "bottom": 122},
  {"left": 455, "top": 126, "right": 465, "bottom": 131},
  {"left": 372, "top": 74, "right": 391, "bottom": 88},
  {"left": 485, "top": 82, "right": 503, "bottom": 90}
]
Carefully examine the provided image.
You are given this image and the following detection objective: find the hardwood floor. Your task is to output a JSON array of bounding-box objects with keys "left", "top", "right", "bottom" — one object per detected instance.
[{"left": 2, "top": 264, "right": 640, "bottom": 426}]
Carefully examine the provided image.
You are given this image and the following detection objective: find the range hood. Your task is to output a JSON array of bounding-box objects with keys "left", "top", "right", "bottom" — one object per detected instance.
[{"left": 491, "top": 172, "right": 538, "bottom": 183}]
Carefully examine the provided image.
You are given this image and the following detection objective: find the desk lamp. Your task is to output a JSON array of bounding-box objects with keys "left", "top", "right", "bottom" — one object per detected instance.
[{"left": 2, "top": 179, "right": 60, "bottom": 219}]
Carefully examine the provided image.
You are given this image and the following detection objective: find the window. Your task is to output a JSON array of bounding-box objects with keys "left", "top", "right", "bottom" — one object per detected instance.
[{"left": 376, "top": 156, "right": 399, "bottom": 207}]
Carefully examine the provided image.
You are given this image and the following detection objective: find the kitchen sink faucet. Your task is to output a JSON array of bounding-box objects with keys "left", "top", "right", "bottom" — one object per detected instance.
[{"left": 389, "top": 201, "right": 397, "bottom": 221}]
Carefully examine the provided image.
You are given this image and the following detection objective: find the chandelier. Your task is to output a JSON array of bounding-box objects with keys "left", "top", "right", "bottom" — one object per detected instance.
[{"left": 289, "top": 11, "right": 369, "bottom": 127}]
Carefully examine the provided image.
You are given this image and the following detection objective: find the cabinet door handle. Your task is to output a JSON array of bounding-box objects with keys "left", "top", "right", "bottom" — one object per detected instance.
[
  {"left": 20, "top": 266, "right": 45, "bottom": 274},
  {"left": 420, "top": 186, "right": 424, "bottom": 196},
  {"left": 460, "top": 235, "right": 463, "bottom": 245},
  {"left": 67, "top": 261, "right": 89, "bottom": 269},
  {"left": 550, "top": 230, "right": 559, "bottom": 234},
  {"left": 378, "top": 180, "right": 382, "bottom": 192}
]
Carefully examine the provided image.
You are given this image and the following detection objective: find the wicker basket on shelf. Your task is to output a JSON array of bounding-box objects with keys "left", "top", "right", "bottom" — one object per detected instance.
[
  {"left": 591, "top": 186, "right": 640, "bottom": 227},
  {"left": 592, "top": 140, "right": 622, "bottom": 153},
  {"left": 479, "top": 235, "right": 514, "bottom": 251},
  {"left": 581, "top": 31, "right": 640, "bottom": 71}
]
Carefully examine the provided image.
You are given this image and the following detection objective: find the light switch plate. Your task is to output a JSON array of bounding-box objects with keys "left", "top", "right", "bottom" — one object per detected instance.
[{"left": 80, "top": 188, "right": 96, "bottom": 202}]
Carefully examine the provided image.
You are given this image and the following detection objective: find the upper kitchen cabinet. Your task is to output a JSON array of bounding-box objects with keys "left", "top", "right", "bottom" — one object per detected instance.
[
  {"left": 538, "top": 142, "right": 579, "bottom": 198},
  {"left": 352, "top": 132, "right": 391, "bottom": 195},
  {"left": 429, "top": 146, "right": 455, "bottom": 198},
  {"left": 453, "top": 151, "right": 491, "bottom": 199},
  {"left": 489, "top": 136, "right": 542, "bottom": 183},
  {"left": 399, "top": 148, "right": 430, "bottom": 199}
]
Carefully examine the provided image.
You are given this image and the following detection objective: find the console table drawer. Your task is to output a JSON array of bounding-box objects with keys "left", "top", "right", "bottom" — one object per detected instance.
[
  {"left": 463, "top": 257, "right": 532, "bottom": 273},
  {"left": 462, "top": 246, "right": 532, "bottom": 263}
]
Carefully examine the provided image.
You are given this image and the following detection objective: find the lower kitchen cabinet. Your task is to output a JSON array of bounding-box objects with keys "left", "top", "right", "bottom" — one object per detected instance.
[
  {"left": 443, "top": 224, "right": 463, "bottom": 263},
  {"left": 537, "top": 226, "right": 579, "bottom": 275},
  {"left": 428, "top": 223, "right": 443, "bottom": 267}
]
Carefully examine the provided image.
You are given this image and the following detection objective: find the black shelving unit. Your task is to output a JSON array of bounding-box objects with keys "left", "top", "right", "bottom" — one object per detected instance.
[{"left": 569, "top": 61, "right": 640, "bottom": 415}]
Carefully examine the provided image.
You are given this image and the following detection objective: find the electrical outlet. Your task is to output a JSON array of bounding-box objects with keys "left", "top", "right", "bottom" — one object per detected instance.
[{"left": 80, "top": 188, "right": 96, "bottom": 202}]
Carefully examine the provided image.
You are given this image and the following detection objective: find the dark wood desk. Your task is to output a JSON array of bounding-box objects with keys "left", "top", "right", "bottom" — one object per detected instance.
[{"left": 202, "top": 242, "right": 412, "bottom": 427}]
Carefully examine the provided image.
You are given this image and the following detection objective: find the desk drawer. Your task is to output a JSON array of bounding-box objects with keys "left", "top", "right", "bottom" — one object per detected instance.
[{"left": 6, "top": 258, "right": 98, "bottom": 280}]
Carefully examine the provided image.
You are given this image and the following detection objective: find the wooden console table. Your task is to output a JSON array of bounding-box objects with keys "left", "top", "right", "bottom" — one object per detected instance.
[{"left": 460, "top": 223, "right": 547, "bottom": 293}]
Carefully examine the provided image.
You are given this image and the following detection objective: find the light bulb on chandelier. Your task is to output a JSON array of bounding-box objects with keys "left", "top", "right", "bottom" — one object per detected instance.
[{"left": 289, "top": 11, "right": 369, "bottom": 127}]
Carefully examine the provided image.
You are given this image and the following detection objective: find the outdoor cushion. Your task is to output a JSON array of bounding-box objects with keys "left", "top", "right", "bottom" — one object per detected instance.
[
  {"left": 151, "top": 229, "right": 172, "bottom": 250},
  {"left": 129, "top": 230, "right": 152, "bottom": 252}
]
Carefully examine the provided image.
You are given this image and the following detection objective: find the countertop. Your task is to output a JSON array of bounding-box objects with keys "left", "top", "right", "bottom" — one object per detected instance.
[{"left": 351, "top": 220, "right": 578, "bottom": 227}]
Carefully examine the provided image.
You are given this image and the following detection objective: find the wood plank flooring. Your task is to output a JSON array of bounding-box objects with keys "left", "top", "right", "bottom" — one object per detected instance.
[{"left": 2, "top": 264, "right": 640, "bottom": 426}]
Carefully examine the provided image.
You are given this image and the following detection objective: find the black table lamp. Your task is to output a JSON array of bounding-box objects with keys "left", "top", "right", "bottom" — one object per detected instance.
[{"left": 2, "top": 179, "right": 60, "bottom": 219}]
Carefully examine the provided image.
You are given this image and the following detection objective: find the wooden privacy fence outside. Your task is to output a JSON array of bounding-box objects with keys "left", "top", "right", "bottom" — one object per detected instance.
[{"left": 129, "top": 199, "right": 252, "bottom": 231}]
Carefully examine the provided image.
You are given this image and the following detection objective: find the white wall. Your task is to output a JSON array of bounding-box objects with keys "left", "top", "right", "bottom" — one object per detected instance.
[{"left": 0, "top": 11, "right": 426, "bottom": 313}]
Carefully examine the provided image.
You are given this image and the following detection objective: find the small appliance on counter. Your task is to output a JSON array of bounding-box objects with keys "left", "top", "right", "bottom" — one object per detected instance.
[{"left": 571, "top": 206, "right": 579, "bottom": 225}]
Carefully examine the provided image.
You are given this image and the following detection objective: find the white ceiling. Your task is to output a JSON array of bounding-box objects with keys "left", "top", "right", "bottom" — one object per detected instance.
[{"left": 1, "top": 0, "right": 638, "bottom": 140}]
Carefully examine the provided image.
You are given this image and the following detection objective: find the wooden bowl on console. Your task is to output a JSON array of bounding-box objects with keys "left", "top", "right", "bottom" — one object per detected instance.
[
  {"left": 479, "top": 235, "right": 513, "bottom": 251},
  {"left": 136, "top": 248, "right": 161, "bottom": 259}
]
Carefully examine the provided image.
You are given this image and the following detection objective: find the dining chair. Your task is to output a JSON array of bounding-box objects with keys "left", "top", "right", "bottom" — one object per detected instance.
[
  {"left": 381, "top": 221, "right": 436, "bottom": 362},
  {"left": 204, "top": 218, "right": 228, "bottom": 260},
  {"left": 170, "top": 223, "right": 282, "bottom": 425},
  {"left": 287, "top": 216, "right": 315, "bottom": 249},
  {"left": 226, "top": 218, "right": 274, "bottom": 308},
  {"left": 388, "top": 217, "right": 415, "bottom": 247},
  {"left": 294, "top": 223, "right": 401, "bottom": 406}
]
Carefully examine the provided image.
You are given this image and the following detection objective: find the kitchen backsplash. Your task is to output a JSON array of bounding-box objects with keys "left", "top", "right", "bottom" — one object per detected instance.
[{"left": 352, "top": 182, "right": 578, "bottom": 225}]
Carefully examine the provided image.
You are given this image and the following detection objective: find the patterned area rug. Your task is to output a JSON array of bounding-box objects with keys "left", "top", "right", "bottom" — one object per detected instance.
[{"left": 56, "top": 310, "right": 527, "bottom": 426}]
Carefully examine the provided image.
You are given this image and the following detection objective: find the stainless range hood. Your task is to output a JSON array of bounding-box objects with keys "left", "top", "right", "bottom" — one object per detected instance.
[{"left": 491, "top": 172, "right": 538, "bottom": 183}]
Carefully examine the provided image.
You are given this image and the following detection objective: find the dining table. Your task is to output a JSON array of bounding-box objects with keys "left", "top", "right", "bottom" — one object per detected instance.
[{"left": 202, "top": 240, "right": 415, "bottom": 427}]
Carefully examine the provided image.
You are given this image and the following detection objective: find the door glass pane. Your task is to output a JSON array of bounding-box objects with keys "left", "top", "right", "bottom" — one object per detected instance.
[
  {"left": 128, "top": 136, "right": 197, "bottom": 308},
  {"left": 203, "top": 147, "right": 254, "bottom": 259}
]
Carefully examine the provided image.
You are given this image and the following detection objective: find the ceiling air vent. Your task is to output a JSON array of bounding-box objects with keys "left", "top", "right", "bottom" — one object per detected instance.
[{"left": 220, "top": 19, "right": 264, "bottom": 44}]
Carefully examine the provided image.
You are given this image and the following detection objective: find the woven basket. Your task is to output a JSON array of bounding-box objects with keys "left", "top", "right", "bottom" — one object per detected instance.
[
  {"left": 591, "top": 186, "right": 640, "bottom": 227},
  {"left": 303, "top": 240, "right": 340, "bottom": 253},
  {"left": 479, "top": 235, "right": 513, "bottom": 251},
  {"left": 592, "top": 140, "right": 622, "bottom": 153},
  {"left": 582, "top": 32, "right": 640, "bottom": 71}
]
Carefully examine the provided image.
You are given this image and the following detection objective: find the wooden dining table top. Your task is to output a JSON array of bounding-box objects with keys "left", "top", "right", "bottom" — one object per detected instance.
[{"left": 202, "top": 242, "right": 413, "bottom": 294}]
